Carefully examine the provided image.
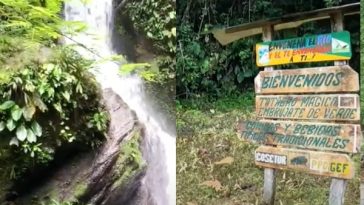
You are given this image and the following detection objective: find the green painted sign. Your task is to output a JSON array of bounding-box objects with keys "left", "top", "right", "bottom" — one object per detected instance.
[{"left": 256, "top": 31, "right": 352, "bottom": 67}]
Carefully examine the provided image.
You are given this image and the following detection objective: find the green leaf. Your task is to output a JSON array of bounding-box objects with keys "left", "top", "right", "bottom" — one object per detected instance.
[
  {"left": 11, "top": 106, "right": 23, "bottom": 121},
  {"left": 244, "top": 69, "right": 253, "bottom": 77},
  {"left": 119, "top": 63, "right": 150, "bottom": 75},
  {"left": 6, "top": 119, "right": 15, "bottom": 131},
  {"left": 1, "top": 20, "right": 31, "bottom": 30},
  {"left": 140, "top": 71, "right": 157, "bottom": 82},
  {"left": 169, "top": 11, "right": 175, "bottom": 19},
  {"left": 0, "top": 100, "right": 15, "bottom": 110},
  {"left": 53, "top": 103, "right": 62, "bottom": 113},
  {"left": 162, "top": 30, "right": 171, "bottom": 37},
  {"left": 23, "top": 105, "right": 36, "bottom": 121},
  {"left": 200, "top": 59, "right": 209, "bottom": 74},
  {"left": 62, "top": 91, "right": 70, "bottom": 102},
  {"left": 33, "top": 94, "right": 48, "bottom": 112},
  {"left": 171, "top": 27, "right": 176, "bottom": 37},
  {"left": 31, "top": 121, "right": 42, "bottom": 137},
  {"left": 27, "top": 129, "right": 36, "bottom": 143},
  {"left": 9, "top": 137, "right": 19, "bottom": 146},
  {"left": 237, "top": 72, "right": 245, "bottom": 83},
  {"left": 0, "top": 121, "right": 5, "bottom": 131},
  {"left": 16, "top": 125, "right": 27, "bottom": 141},
  {"left": 76, "top": 82, "right": 83, "bottom": 94},
  {"left": 147, "top": 32, "right": 153, "bottom": 38}
]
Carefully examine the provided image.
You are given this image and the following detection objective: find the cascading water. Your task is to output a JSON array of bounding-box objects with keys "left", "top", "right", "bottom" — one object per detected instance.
[{"left": 64, "top": 1, "right": 176, "bottom": 204}]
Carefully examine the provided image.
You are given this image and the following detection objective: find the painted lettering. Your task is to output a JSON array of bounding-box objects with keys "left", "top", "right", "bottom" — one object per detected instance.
[{"left": 255, "top": 152, "right": 287, "bottom": 165}]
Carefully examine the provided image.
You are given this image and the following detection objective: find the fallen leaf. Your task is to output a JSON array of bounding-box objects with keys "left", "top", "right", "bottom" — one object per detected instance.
[
  {"left": 200, "top": 180, "right": 222, "bottom": 191},
  {"left": 214, "top": 156, "right": 234, "bottom": 165}
]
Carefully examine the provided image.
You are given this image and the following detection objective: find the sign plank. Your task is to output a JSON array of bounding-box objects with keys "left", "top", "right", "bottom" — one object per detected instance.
[
  {"left": 256, "top": 31, "right": 351, "bottom": 67},
  {"left": 255, "top": 146, "right": 355, "bottom": 179},
  {"left": 254, "top": 65, "right": 359, "bottom": 94},
  {"left": 237, "top": 120, "right": 361, "bottom": 153},
  {"left": 256, "top": 94, "right": 360, "bottom": 121}
]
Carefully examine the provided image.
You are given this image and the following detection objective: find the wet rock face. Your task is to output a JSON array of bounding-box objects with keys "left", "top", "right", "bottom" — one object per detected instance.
[
  {"left": 4, "top": 88, "right": 150, "bottom": 205},
  {"left": 80, "top": 88, "right": 149, "bottom": 205}
]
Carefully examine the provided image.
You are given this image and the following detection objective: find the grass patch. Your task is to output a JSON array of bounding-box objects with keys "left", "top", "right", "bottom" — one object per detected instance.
[{"left": 177, "top": 93, "right": 360, "bottom": 205}]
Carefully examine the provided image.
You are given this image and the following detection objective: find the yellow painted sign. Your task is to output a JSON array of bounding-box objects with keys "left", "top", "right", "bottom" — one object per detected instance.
[
  {"left": 254, "top": 65, "right": 359, "bottom": 94},
  {"left": 255, "top": 146, "right": 355, "bottom": 179},
  {"left": 237, "top": 120, "right": 361, "bottom": 153},
  {"left": 256, "top": 31, "right": 351, "bottom": 67}
]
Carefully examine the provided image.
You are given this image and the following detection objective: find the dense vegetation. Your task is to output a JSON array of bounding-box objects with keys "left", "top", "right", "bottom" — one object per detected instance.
[
  {"left": 114, "top": 0, "right": 177, "bottom": 124},
  {"left": 0, "top": 0, "right": 107, "bottom": 186},
  {"left": 361, "top": 0, "right": 364, "bottom": 125},
  {"left": 176, "top": 0, "right": 359, "bottom": 98},
  {"left": 118, "top": 0, "right": 176, "bottom": 82}
]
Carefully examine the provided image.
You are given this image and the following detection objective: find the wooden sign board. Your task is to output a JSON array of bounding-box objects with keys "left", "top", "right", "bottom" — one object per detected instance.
[
  {"left": 256, "top": 31, "right": 352, "bottom": 67},
  {"left": 256, "top": 94, "right": 360, "bottom": 121},
  {"left": 255, "top": 146, "right": 355, "bottom": 179},
  {"left": 237, "top": 120, "right": 361, "bottom": 153},
  {"left": 254, "top": 65, "right": 359, "bottom": 94}
]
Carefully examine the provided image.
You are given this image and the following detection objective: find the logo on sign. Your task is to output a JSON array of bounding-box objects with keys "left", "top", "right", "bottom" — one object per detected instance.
[
  {"left": 290, "top": 156, "right": 308, "bottom": 166},
  {"left": 258, "top": 45, "right": 270, "bottom": 65},
  {"left": 332, "top": 38, "right": 350, "bottom": 53},
  {"left": 310, "top": 159, "right": 350, "bottom": 174}
]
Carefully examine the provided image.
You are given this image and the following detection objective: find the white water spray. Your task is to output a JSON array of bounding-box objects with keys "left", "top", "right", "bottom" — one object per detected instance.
[{"left": 64, "top": 1, "right": 176, "bottom": 204}]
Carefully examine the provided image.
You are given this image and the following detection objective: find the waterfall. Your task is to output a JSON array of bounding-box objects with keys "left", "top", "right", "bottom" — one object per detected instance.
[{"left": 63, "top": 0, "right": 176, "bottom": 204}]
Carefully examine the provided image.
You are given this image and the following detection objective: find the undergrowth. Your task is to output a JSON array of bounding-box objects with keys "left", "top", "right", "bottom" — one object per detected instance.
[{"left": 177, "top": 93, "right": 360, "bottom": 205}]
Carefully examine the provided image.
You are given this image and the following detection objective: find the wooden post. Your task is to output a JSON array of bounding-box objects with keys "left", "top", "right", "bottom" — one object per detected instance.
[
  {"left": 261, "top": 24, "right": 276, "bottom": 205},
  {"left": 330, "top": 12, "right": 347, "bottom": 66},
  {"left": 329, "top": 11, "right": 348, "bottom": 205},
  {"left": 360, "top": 181, "right": 364, "bottom": 205}
]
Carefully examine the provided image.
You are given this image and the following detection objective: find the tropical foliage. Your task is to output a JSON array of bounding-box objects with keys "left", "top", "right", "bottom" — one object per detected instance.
[
  {"left": 361, "top": 0, "right": 364, "bottom": 125},
  {"left": 176, "top": 0, "right": 359, "bottom": 98},
  {"left": 0, "top": 0, "right": 107, "bottom": 179},
  {"left": 121, "top": 0, "right": 176, "bottom": 81}
]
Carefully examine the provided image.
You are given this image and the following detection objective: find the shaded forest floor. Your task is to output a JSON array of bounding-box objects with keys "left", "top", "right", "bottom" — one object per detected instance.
[{"left": 176, "top": 93, "right": 361, "bottom": 205}]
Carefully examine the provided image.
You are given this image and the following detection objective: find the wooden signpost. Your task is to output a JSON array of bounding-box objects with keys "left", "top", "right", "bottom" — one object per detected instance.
[
  {"left": 238, "top": 120, "right": 361, "bottom": 153},
  {"left": 255, "top": 65, "right": 359, "bottom": 94},
  {"left": 255, "top": 146, "right": 355, "bottom": 179},
  {"left": 260, "top": 25, "right": 276, "bottom": 205},
  {"left": 240, "top": 11, "right": 360, "bottom": 205},
  {"left": 256, "top": 94, "right": 360, "bottom": 121},
  {"left": 256, "top": 31, "right": 352, "bottom": 67},
  {"left": 328, "top": 12, "right": 349, "bottom": 205},
  {"left": 210, "top": 4, "right": 360, "bottom": 205}
]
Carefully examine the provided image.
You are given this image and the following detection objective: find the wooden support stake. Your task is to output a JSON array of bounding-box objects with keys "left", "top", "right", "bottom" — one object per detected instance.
[
  {"left": 360, "top": 182, "right": 364, "bottom": 205},
  {"left": 331, "top": 12, "right": 347, "bottom": 67},
  {"left": 261, "top": 24, "right": 276, "bottom": 205},
  {"left": 329, "top": 11, "right": 348, "bottom": 205},
  {"left": 330, "top": 178, "right": 348, "bottom": 205},
  {"left": 263, "top": 168, "right": 276, "bottom": 205}
]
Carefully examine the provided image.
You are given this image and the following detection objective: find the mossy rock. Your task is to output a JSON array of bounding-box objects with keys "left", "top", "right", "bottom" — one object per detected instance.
[{"left": 3, "top": 89, "right": 147, "bottom": 205}]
